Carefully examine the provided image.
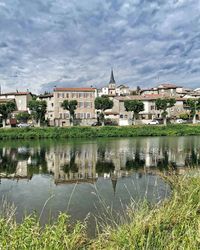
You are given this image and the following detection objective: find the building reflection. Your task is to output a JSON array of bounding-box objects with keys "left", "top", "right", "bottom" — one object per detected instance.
[{"left": 0, "top": 137, "right": 200, "bottom": 186}]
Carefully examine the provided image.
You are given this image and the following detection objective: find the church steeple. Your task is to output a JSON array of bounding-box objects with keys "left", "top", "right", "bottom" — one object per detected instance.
[{"left": 109, "top": 69, "right": 115, "bottom": 84}]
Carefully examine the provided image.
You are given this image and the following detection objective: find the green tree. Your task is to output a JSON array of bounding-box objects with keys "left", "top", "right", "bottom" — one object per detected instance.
[
  {"left": 16, "top": 112, "right": 31, "bottom": 123},
  {"left": 95, "top": 96, "right": 113, "bottom": 126},
  {"left": 155, "top": 98, "right": 176, "bottom": 126},
  {"left": 28, "top": 99, "right": 47, "bottom": 127},
  {"left": 124, "top": 100, "right": 144, "bottom": 125},
  {"left": 179, "top": 113, "right": 189, "bottom": 120},
  {"left": 186, "top": 99, "right": 200, "bottom": 124},
  {"left": 61, "top": 100, "right": 78, "bottom": 126},
  {"left": 0, "top": 101, "right": 16, "bottom": 127}
]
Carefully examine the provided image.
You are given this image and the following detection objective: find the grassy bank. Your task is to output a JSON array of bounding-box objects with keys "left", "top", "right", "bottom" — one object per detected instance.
[
  {"left": 1, "top": 124, "right": 200, "bottom": 139},
  {"left": 0, "top": 173, "right": 200, "bottom": 249}
]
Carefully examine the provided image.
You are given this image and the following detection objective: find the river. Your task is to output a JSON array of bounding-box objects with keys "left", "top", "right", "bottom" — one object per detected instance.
[{"left": 0, "top": 136, "right": 199, "bottom": 236}]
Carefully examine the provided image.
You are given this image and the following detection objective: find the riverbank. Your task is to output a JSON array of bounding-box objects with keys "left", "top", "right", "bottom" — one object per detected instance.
[
  {"left": 1, "top": 124, "right": 200, "bottom": 139},
  {"left": 0, "top": 173, "right": 199, "bottom": 249}
]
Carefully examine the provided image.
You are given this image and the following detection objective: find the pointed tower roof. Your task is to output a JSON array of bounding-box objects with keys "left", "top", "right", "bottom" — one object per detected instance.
[{"left": 109, "top": 69, "right": 116, "bottom": 84}]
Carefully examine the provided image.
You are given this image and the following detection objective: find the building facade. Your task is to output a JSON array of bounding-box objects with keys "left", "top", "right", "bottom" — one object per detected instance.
[{"left": 53, "top": 87, "right": 97, "bottom": 126}]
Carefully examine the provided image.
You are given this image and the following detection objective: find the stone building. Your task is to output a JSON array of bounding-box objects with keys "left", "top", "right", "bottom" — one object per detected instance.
[
  {"left": 106, "top": 94, "right": 187, "bottom": 125},
  {"left": 53, "top": 87, "right": 97, "bottom": 126},
  {"left": 0, "top": 91, "right": 33, "bottom": 112}
]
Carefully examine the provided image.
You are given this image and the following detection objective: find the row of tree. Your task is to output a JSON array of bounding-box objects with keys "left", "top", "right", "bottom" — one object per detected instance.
[{"left": 0, "top": 96, "right": 200, "bottom": 127}]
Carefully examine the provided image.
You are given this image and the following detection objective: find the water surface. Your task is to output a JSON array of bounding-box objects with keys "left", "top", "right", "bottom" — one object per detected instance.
[{"left": 1, "top": 136, "right": 199, "bottom": 235}]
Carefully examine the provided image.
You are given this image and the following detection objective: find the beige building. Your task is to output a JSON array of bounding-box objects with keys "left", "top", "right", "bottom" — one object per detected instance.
[
  {"left": 53, "top": 87, "right": 97, "bottom": 126},
  {"left": 105, "top": 94, "right": 187, "bottom": 125},
  {"left": 0, "top": 91, "right": 33, "bottom": 112}
]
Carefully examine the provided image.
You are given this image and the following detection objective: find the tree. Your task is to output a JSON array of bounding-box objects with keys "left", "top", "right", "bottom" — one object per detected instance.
[
  {"left": 16, "top": 112, "right": 31, "bottom": 123},
  {"left": 186, "top": 99, "right": 200, "bottom": 124},
  {"left": 179, "top": 113, "right": 189, "bottom": 120},
  {"left": 61, "top": 100, "right": 77, "bottom": 126},
  {"left": 95, "top": 96, "right": 113, "bottom": 126},
  {"left": 124, "top": 100, "right": 144, "bottom": 125},
  {"left": 0, "top": 101, "right": 16, "bottom": 127},
  {"left": 155, "top": 98, "right": 176, "bottom": 126},
  {"left": 28, "top": 99, "right": 47, "bottom": 127}
]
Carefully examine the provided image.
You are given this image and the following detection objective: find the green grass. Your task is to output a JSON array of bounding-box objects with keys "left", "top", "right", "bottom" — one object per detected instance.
[
  {"left": 0, "top": 172, "right": 200, "bottom": 249},
  {"left": 90, "top": 172, "right": 200, "bottom": 249},
  {"left": 1, "top": 124, "right": 200, "bottom": 139}
]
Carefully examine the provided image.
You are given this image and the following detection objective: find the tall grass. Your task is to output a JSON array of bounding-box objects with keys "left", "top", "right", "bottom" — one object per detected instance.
[
  {"left": 91, "top": 172, "right": 200, "bottom": 249},
  {"left": 0, "top": 172, "right": 199, "bottom": 249},
  {"left": 1, "top": 124, "right": 200, "bottom": 140},
  {"left": 0, "top": 213, "right": 88, "bottom": 250}
]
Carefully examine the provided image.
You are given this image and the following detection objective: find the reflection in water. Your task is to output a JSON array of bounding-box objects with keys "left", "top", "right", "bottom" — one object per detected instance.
[
  {"left": 0, "top": 137, "right": 200, "bottom": 184},
  {"left": 1, "top": 136, "right": 199, "bottom": 236}
]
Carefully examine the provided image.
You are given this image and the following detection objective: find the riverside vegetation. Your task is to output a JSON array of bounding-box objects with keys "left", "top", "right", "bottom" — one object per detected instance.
[
  {"left": 0, "top": 172, "right": 199, "bottom": 249},
  {"left": 1, "top": 124, "right": 200, "bottom": 140}
]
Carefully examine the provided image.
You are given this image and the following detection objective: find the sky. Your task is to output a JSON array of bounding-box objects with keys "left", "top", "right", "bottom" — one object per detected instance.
[{"left": 0, "top": 0, "right": 200, "bottom": 93}]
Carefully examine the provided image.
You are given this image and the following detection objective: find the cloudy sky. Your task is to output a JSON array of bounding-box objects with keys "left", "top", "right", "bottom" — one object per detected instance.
[{"left": 0, "top": 0, "right": 200, "bottom": 93}]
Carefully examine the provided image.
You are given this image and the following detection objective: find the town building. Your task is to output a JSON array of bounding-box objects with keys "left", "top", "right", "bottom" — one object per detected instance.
[
  {"left": 0, "top": 91, "right": 33, "bottom": 112},
  {"left": 105, "top": 94, "right": 187, "bottom": 125},
  {"left": 53, "top": 87, "right": 97, "bottom": 126},
  {"left": 98, "top": 70, "right": 130, "bottom": 97}
]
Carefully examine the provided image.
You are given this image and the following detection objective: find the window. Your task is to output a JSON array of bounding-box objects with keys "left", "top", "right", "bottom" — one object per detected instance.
[
  {"left": 120, "top": 114, "right": 123, "bottom": 118},
  {"left": 87, "top": 113, "right": 90, "bottom": 119},
  {"left": 51, "top": 103, "right": 54, "bottom": 107},
  {"left": 150, "top": 105, "right": 155, "bottom": 110},
  {"left": 59, "top": 113, "right": 62, "bottom": 119}
]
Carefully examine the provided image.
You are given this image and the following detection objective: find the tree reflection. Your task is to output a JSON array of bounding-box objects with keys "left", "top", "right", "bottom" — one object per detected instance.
[
  {"left": 62, "top": 150, "right": 78, "bottom": 173},
  {"left": 125, "top": 151, "right": 145, "bottom": 170},
  {"left": 185, "top": 149, "right": 200, "bottom": 166},
  {"left": 0, "top": 148, "right": 18, "bottom": 175},
  {"left": 95, "top": 160, "right": 115, "bottom": 174},
  {"left": 27, "top": 148, "right": 48, "bottom": 175}
]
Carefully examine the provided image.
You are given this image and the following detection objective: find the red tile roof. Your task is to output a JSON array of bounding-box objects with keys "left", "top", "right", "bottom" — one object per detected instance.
[
  {"left": 114, "top": 95, "right": 186, "bottom": 101},
  {"left": 54, "top": 87, "right": 96, "bottom": 92},
  {"left": 157, "top": 83, "right": 178, "bottom": 89},
  {"left": 0, "top": 92, "right": 32, "bottom": 96}
]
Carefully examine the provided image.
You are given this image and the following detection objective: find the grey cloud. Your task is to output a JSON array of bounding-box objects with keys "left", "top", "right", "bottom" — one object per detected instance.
[{"left": 0, "top": 0, "right": 200, "bottom": 93}]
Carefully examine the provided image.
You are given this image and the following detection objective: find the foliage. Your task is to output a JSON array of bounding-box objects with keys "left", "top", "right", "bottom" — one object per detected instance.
[
  {"left": 2, "top": 124, "right": 200, "bottom": 140},
  {"left": 28, "top": 99, "right": 47, "bottom": 125},
  {"left": 16, "top": 112, "right": 31, "bottom": 123},
  {"left": 95, "top": 97, "right": 113, "bottom": 111},
  {"left": 155, "top": 98, "right": 176, "bottom": 125},
  {"left": 124, "top": 100, "right": 144, "bottom": 124},
  {"left": 0, "top": 213, "right": 87, "bottom": 250},
  {"left": 186, "top": 98, "right": 200, "bottom": 115},
  {"left": 179, "top": 113, "right": 189, "bottom": 120},
  {"left": 61, "top": 100, "right": 78, "bottom": 125},
  {"left": 0, "top": 101, "right": 16, "bottom": 120},
  {"left": 95, "top": 97, "right": 113, "bottom": 125},
  {"left": 186, "top": 98, "right": 200, "bottom": 123}
]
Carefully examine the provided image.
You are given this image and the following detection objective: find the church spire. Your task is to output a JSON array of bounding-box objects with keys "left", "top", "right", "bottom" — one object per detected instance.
[{"left": 109, "top": 68, "right": 116, "bottom": 84}]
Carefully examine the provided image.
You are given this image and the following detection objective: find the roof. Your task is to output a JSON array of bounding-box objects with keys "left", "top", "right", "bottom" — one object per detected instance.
[
  {"left": 114, "top": 94, "right": 186, "bottom": 101},
  {"left": 0, "top": 98, "right": 15, "bottom": 103},
  {"left": 117, "top": 85, "right": 129, "bottom": 89},
  {"left": 157, "top": 83, "right": 178, "bottom": 89},
  {"left": 54, "top": 87, "right": 96, "bottom": 92},
  {"left": 38, "top": 94, "right": 53, "bottom": 98},
  {"left": 0, "top": 92, "right": 32, "bottom": 96},
  {"left": 109, "top": 69, "right": 116, "bottom": 84}
]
